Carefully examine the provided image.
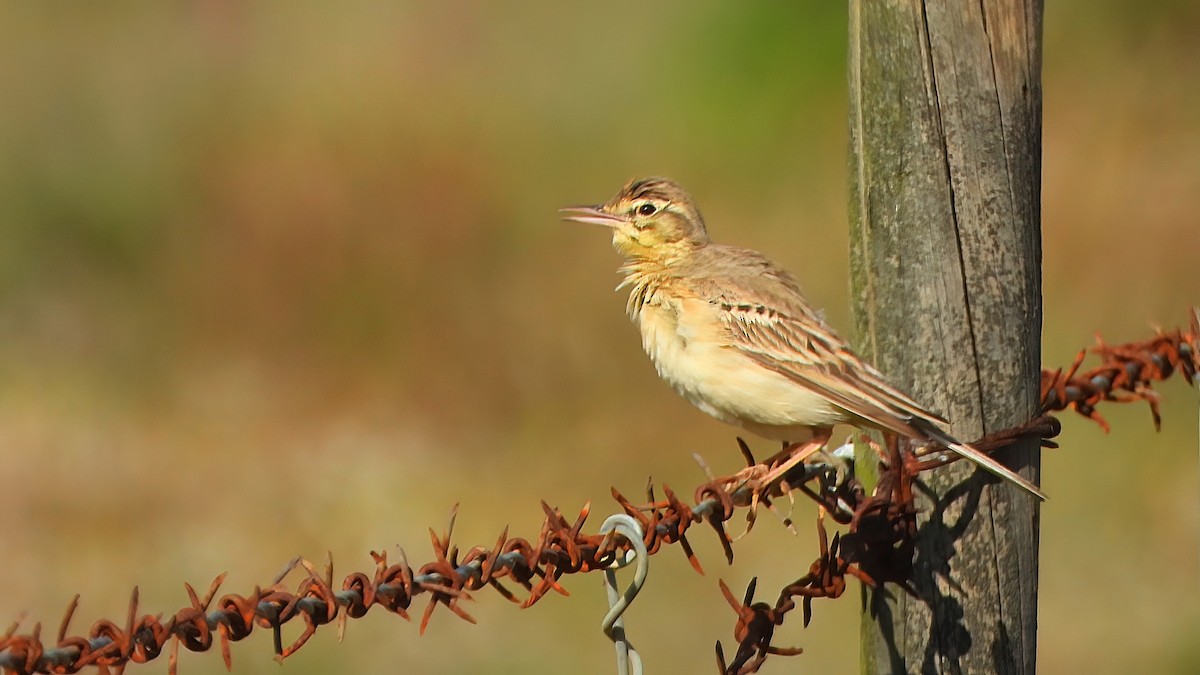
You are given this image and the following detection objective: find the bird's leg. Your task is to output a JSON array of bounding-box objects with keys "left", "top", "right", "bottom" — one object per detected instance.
[
  {"left": 852, "top": 433, "right": 891, "bottom": 467},
  {"left": 758, "top": 429, "right": 833, "bottom": 489}
]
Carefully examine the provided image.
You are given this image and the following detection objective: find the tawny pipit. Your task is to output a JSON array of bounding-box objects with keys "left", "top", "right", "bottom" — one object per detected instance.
[{"left": 563, "top": 177, "right": 1045, "bottom": 500}]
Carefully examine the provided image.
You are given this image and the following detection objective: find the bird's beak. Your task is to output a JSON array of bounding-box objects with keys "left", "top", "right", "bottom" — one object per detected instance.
[{"left": 559, "top": 205, "right": 627, "bottom": 228}]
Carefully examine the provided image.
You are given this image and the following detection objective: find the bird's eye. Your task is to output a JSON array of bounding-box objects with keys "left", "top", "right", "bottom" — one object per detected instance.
[{"left": 637, "top": 203, "right": 657, "bottom": 216}]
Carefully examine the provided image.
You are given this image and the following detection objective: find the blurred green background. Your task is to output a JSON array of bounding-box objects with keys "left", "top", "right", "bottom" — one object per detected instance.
[{"left": 1, "top": 2, "right": 1197, "bottom": 673}]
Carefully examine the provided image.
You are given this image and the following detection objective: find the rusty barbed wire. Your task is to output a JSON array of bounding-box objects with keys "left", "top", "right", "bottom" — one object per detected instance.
[
  {"left": 2, "top": 309, "right": 1197, "bottom": 675},
  {"left": 1041, "top": 307, "right": 1199, "bottom": 429},
  {"left": 0, "top": 428, "right": 1054, "bottom": 675},
  {"left": 0, "top": 459, "right": 808, "bottom": 675}
]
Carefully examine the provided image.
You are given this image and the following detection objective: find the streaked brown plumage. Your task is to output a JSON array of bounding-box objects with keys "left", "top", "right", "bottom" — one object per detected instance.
[{"left": 563, "top": 177, "right": 1045, "bottom": 500}]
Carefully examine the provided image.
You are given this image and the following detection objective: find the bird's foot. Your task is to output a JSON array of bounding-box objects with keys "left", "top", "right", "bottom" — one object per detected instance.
[{"left": 727, "top": 437, "right": 828, "bottom": 539}]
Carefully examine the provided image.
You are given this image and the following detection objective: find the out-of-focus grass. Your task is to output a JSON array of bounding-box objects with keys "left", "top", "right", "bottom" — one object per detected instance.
[{"left": 0, "top": 2, "right": 1196, "bottom": 674}]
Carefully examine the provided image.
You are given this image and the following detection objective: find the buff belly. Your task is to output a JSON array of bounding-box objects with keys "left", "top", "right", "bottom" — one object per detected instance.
[{"left": 635, "top": 297, "right": 845, "bottom": 441}]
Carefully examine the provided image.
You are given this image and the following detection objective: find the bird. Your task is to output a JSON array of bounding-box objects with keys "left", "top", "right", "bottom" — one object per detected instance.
[{"left": 561, "top": 176, "right": 1045, "bottom": 500}]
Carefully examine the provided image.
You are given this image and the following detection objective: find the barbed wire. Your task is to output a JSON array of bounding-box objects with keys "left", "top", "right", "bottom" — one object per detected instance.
[
  {"left": 1041, "top": 307, "right": 1200, "bottom": 429},
  {"left": 1, "top": 309, "right": 1196, "bottom": 675}
]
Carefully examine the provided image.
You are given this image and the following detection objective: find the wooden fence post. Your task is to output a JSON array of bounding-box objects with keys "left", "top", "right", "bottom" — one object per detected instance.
[{"left": 848, "top": 1, "right": 1043, "bottom": 673}]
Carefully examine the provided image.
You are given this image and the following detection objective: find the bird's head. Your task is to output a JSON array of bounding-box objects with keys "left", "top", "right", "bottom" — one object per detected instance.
[{"left": 561, "top": 177, "right": 710, "bottom": 262}]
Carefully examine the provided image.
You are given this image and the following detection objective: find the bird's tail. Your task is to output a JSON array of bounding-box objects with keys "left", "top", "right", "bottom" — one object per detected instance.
[{"left": 914, "top": 420, "right": 1047, "bottom": 501}]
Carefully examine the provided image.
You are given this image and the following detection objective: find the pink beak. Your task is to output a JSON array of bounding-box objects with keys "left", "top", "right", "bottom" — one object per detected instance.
[{"left": 559, "top": 205, "right": 627, "bottom": 228}]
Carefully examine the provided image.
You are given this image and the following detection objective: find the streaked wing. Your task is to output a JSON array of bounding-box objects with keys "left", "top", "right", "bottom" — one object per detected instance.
[{"left": 717, "top": 300, "right": 947, "bottom": 435}]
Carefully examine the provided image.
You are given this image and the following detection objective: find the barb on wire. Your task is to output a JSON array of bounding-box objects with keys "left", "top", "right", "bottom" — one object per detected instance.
[
  {"left": 1, "top": 309, "right": 1197, "bottom": 675},
  {"left": 599, "top": 514, "right": 648, "bottom": 675}
]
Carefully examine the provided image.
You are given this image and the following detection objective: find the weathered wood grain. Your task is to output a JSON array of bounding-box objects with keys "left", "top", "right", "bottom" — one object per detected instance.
[{"left": 848, "top": 1, "right": 1043, "bottom": 673}]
